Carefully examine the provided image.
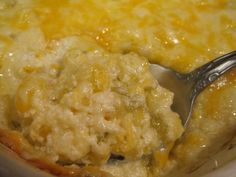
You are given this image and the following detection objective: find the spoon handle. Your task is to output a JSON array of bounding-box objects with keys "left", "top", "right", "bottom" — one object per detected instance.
[{"left": 188, "top": 51, "right": 236, "bottom": 98}]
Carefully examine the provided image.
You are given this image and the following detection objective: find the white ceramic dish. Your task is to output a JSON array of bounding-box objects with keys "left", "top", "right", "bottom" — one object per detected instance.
[{"left": 0, "top": 145, "right": 53, "bottom": 177}]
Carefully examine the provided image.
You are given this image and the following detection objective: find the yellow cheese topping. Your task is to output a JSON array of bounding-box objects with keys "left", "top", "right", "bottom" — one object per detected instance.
[{"left": 1, "top": 0, "right": 236, "bottom": 72}]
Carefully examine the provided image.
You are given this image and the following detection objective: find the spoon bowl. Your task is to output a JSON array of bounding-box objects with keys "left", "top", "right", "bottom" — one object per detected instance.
[{"left": 150, "top": 51, "right": 236, "bottom": 127}]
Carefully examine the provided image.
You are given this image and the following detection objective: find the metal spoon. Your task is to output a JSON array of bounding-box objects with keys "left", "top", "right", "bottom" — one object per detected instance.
[{"left": 150, "top": 51, "right": 236, "bottom": 127}]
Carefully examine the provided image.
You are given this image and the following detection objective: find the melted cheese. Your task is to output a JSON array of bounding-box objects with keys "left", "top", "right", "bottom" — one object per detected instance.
[{"left": 32, "top": 0, "right": 236, "bottom": 72}]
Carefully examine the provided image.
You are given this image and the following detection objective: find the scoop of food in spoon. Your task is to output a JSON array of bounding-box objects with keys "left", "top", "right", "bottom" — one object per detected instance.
[{"left": 150, "top": 51, "right": 236, "bottom": 127}]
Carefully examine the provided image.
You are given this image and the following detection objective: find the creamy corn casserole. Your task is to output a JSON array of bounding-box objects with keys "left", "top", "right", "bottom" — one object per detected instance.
[{"left": 0, "top": 0, "right": 236, "bottom": 177}]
